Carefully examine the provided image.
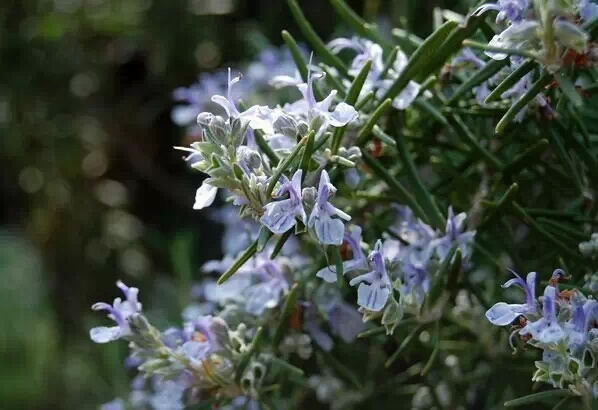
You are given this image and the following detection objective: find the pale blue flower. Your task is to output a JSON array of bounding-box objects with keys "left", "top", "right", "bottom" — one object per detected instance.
[
  {"left": 579, "top": 0, "right": 598, "bottom": 21},
  {"left": 261, "top": 169, "right": 306, "bottom": 234},
  {"left": 485, "top": 20, "right": 539, "bottom": 60},
  {"left": 308, "top": 170, "right": 351, "bottom": 245},
  {"left": 316, "top": 225, "right": 367, "bottom": 282},
  {"left": 520, "top": 285, "right": 566, "bottom": 345},
  {"left": 474, "top": 0, "right": 529, "bottom": 24},
  {"left": 376, "top": 50, "right": 421, "bottom": 110},
  {"left": 327, "top": 37, "right": 384, "bottom": 82},
  {"left": 209, "top": 68, "right": 277, "bottom": 134},
  {"left": 90, "top": 281, "right": 142, "bottom": 343},
  {"left": 244, "top": 259, "right": 290, "bottom": 315},
  {"left": 275, "top": 62, "right": 358, "bottom": 132},
  {"left": 432, "top": 207, "right": 476, "bottom": 262},
  {"left": 303, "top": 302, "right": 334, "bottom": 352},
  {"left": 100, "top": 398, "right": 125, "bottom": 410},
  {"left": 149, "top": 380, "right": 185, "bottom": 410},
  {"left": 486, "top": 270, "right": 538, "bottom": 326},
  {"left": 565, "top": 297, "right": 598, "bottom": 353},
  {"left": 401, "top": 263, "right": 431, "bottom": 307},
  {"left": 326, "top": 300, "right": 365, "bottom": 343},
  {"left": 349, "top": 240, "right": 392, "bottom": 312}
]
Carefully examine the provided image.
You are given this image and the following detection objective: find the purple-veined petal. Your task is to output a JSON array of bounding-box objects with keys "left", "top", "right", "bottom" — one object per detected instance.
[
  {"left": 485, "top": 302, "right": 527, "bottom": 326},
  {"left": 316, "top": 266, "right": 338, "bottom": 283},
  {"left": 356, "top": 282, "right": 390, "bottom": 312},
  {"left": 328, "top": 102, "right": 358, "bottom": 126},
  {"left": 312, "top": 213, "right": 345, "bottom": 245},
  {"left": 260, "top": 198, "right": 301, "bottom": 234},
  {"left": 211, "top": 95, "right": 239, "bottom": 118}
]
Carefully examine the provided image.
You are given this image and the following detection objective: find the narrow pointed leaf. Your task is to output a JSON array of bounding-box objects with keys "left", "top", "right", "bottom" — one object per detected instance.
[
  {"left": 332, "top": 59, "right": 372, "bottom": 153},
  {"left": 383, "top": 122, "right": 446, "bottom": 230},
  {"left": 273, "top": 283, "right": 300, "bottom": 349},
  {"left": 356, "top": 98, "right": 393, "bottom": 146},
  {"left": 329, "top": 0, "right": 393, "bottom": 48},
  {"left": 217, "top": 240, "right": 258, "bottom": 284},
  {"left": 485, "top": 59, "right": 536, "bottom": 103},
  {"left": 554, "top": 71, "right": 584, "bottom": 108},
  {"left": 501, "top": 139, "right": 549, "bottom": 179},
  {"left": 504, "top": 389, "right": 571, "bottom": 407},
  {"left": 270, "top": 230, "right": 294, "bottom": 260},
  {"left": 361, "top": 151, "right": 429, "bottom": 225},
  {"left": 235, "top": 326, "right": 264, "bottom": 383},
  {"left": 448, "top": 59, "right": 508, "bottom": 104},
  {"left": 287, "top": 0, "right": 348, "bottom": 76},
  {"left": 385, "top": 323, "right": 426, "bottom": 368},
  {"left": 495, "top": 72, "right": 553, "bottom": 134},
  {"left": 381, "top": 21, "right": 458, "bottom": 102},
  {"left": 266, "top": 133, "right": 310, "bottom": 197}
]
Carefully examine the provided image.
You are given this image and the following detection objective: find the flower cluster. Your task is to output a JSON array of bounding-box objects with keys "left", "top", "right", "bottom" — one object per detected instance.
[
  {"left": 90, "top": 0, "right": 598, "bottom": 408},
  {"left": 476, "top": 0, "right": 595, "bottom": 68},
  {"left": 486, "top": 268, "right": 598, "bottom": 398}
]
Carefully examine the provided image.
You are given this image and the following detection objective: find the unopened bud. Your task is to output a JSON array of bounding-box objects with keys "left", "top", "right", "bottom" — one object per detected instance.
[
  {"left": 197, "top": 112, "right": 214, "bottom": 126},
  {"left": 554, "top": 20, "right": 589, "bottom": 53},
  {"left": 273, "top": 113, "right": 298, "bottom": 139}
]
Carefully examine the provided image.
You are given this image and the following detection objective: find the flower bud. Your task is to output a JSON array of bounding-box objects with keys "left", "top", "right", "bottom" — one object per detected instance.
[
  {"left": 302, "top": 187, "right": 317, "bottom": 206},
  {"left": 273, "top": 113, "right": 298, "bottom": 139},
  {"left": 554, "top": 20, "right": 589, "bottom": 53},
  {"left": 207, "top": 116, "right": 229, "bottom": 145},
  {"left": 230, "top": 117, "right": 250, "bottom": 148},
  {"left": 197, "top": 112, "right": 214, "bottom": 126}
]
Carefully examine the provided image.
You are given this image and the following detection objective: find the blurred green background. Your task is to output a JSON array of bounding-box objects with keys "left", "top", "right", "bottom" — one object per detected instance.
[{"left": 0, "top": 0, "right": 463, "bottom": 408}]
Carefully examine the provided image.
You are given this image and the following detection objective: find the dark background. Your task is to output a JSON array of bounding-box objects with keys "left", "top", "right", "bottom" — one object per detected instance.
[{"left": 0, "top": 0, "right": 463, "bottom": 408}]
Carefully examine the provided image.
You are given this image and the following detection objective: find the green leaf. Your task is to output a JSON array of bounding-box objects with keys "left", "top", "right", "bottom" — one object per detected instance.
[
  {"left": 420, "top": 321, "right": 440, "bottom": 376},
  {"left": 235, "top": 326, "right": 264, "bottom": 383},
  {"left": 268, "top": 356, "right": 305, "bottom": 378},
  {"left": 356, "top": 98, "right": 393, "bottom": 146},
  {"left": 286, "top": 0, "right": 348, "bottom": 76},
  {"left": 413, "top": 98, "right": 449, "bottom": 126},
  {"left": 384, "top": 121, "right": 446, "bottom": 230},
  {"left": 448, "top": 59, "right": 508, "bottom": 105},
  {"left": 361, "top": 151, "right": 429, "bottom": 225},
  {"left": 281, "top": 29, "right": 309, "bottom": 81},
  {"left": 318, "top": 351, "right": 362, "bottom": 388},
  {"left": 391, "top": 28, "right": 424, "bottom": 54},
  {"left": 329, "top": 0, "right": 392, "bottom": 48},
  {"left": 273, "top": 283, "right": 300, "bottom": 349},
  {"left": 256, "top": 227, "right": 274, "bottom": 253},
  {"left": 299, "top": 129, "right": 316, "bottom": 177},
  {"left": 217, "top": 240, "right": 258, "bottom": 284},
  {"left": 510, "top": 201, "right": 584, "bottom": 261},
  {"left": 331, "top": 59, "right": 372, "bottom": 153},
  {"left": 463, "top": 39, "right": 538, "bottom": 60},
  {"left": 380, "top": 21, "right": 459, "bottom": 103},
  {"left": 345, "top": 59, "right": 372, "bottom": 105},
  {"left": 270, "top": 230, "right": 294, "bottom": 260},
  {"left": 554, "top": 71, "right": 584, "bottom": 108},
  {"left": 446, "top": 114, "right": 503, "bottom": 169},
  {"left": 477, "top": 183, "right": 518, "bottom": 232},
  {"left": 504, "top": 389, "right": 572, "bottom": 407},
  {"left": 501, "top": 139, "right": 549, "bottom": 179},
  {"left": 385, "top": 323, "right": 426, "bottom": 368},
  {"left": 495, "top": 72, "right": 553, "bottom": 134},
  {"left": 266, "top": 133, "right": 310, "bottom": 197},
  {"left": 426, "top": 245, "right": 457, "bottom": 307},
  {"left": 357, "top": 326, "right": 386, "bottom": 338},
  {"left": 484, "top": 59, "right": 536, "bottom": 103},
  {"left": 331, "top": 246, "right": 345, "bottom": 288}
]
